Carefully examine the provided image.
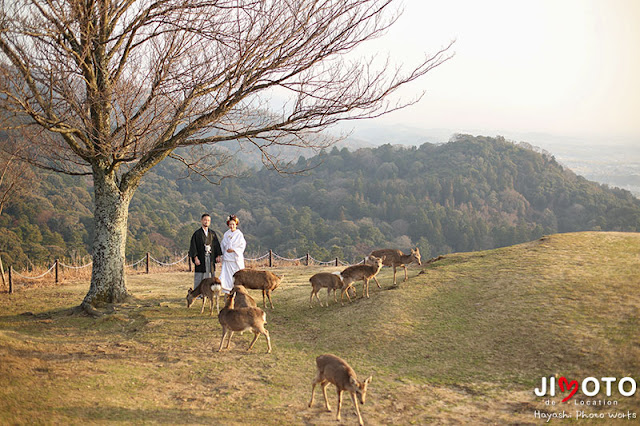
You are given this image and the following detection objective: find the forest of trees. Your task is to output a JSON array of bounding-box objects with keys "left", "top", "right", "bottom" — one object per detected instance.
[{"left": 2, "top": 135, "right": 639, "bottom": 269}]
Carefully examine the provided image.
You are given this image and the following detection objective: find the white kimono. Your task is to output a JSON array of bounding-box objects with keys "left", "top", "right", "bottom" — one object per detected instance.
[{"left": 219, "top": 229, "right": 246, "bottom": 293}]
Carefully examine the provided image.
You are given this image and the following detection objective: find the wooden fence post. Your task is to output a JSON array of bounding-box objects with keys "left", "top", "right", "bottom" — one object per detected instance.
[
  {"left": 146, "top": 253, "right": 150, "bottom": 274},
  {"left": 8, "top": 266, "right": 13, "bottom": 294},
  {"left": 269, "top": 250, "right": 273, "bottom": 267},
  {"left": 306, "top": 253, "right": 310, "bottom": 266},
  {"left": 0, "top": 255, "right": 5, "bottom": 287},
  {"left": 55, "top": 259, "right": 59, "bottom": 284},
  {"left": 335, "top": 257, "right": 339, "bottom": 266}
]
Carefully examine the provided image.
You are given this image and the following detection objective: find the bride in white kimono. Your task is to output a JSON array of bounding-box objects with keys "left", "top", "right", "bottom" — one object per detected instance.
[{"left": 219, "top": 215, "right": 246, "bottom": 294}]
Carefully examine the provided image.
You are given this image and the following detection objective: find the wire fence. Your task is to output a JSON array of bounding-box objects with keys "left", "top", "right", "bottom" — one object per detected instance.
[{"left": 3, "top": 250, "right": 364, "bottom": 293}]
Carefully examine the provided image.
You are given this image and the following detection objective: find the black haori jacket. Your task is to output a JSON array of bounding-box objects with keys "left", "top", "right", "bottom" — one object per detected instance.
[{"left": 189, "top": 228, "right": 222, "bottom": 273}]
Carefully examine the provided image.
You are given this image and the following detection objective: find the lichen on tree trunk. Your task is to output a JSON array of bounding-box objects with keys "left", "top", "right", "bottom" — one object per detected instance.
[{"left": 82, "top": 170, "right": 134, "bottom": 312}]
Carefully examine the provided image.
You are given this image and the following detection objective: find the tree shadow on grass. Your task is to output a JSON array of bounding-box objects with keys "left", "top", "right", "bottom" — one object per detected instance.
[{"left": 60, "top": 405, "right": 218, "bottom": 424}]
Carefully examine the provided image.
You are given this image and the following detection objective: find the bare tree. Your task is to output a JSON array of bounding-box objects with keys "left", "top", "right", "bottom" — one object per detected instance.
[
  {"left": 0, "top": 138, "right": 33, "bottom": 285},
  {"left": 0, "top": 0, "right": 453, "bottom": 313}
]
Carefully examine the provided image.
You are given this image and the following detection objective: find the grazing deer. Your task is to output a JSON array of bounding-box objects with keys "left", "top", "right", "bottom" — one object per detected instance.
[
  {"left": 233, "top": 269, "right": 283, "bottom": 309},
  {"left": 217, "top": 292, "right": 272, "bottom": 353},
  {"left": 340, "top": 256, "right": 383, "bottom": 303},
  {"left": 186, "top": 277, "right": 222, "bottom": 315},
  {"left": 369, "top": 248, "right": 421, "bottom": 285},
  {"left": 230, "top": 284, "right": 258, "bottom": 308},
  {"left": 308, "top": 354, "right": 372, "bottom": 426},
  {"left": 309, "top": 272, "right": 344, "bottom": 307}
]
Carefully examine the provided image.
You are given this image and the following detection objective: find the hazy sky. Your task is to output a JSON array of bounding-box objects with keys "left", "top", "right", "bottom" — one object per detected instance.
[{"left": 350, "top": 0, "right": 640, "bottom": 144}]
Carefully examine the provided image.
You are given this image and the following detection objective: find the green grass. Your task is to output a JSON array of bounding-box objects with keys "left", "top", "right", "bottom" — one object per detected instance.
[{"left": 1, "top": 231, "right": 639, "bottom": 424}]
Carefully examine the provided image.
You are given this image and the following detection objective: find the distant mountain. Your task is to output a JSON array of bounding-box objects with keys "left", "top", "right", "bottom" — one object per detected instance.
[
  {"left": 341, "top": 122, "right": 640, "bottom": 196},
  {"left": 2, "top": 135, "right": 639, "bottom": 268}
]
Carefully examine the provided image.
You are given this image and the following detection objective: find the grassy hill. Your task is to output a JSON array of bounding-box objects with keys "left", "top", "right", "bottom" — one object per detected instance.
[{"left": 1, "top": 232, "right": 639, "bottom": 424}]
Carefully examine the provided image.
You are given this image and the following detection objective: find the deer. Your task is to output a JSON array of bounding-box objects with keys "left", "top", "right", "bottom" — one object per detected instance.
[
  {"left": 217, "top": 292, "right": 272, "bottom": 353},
  {"left": 339, "top": 256, "right": 383, "bottom": 303},
  {"left": 232, "top": 269, "right": 283, "bottom": 309},
  {"left": 369, "top": 248, "right": 421, "bottom": 286},
  {"left": 308, "top": 354, "right": 372, "bottom": 426},
  {"left": 229, "top": 284, "right": 257, "bottom": 308},
  {"left": 186, "top": 277, "right": 222, "bottom": 315},
  {"left": 309, "top": 272, "right": 345, "bottom": 307}
]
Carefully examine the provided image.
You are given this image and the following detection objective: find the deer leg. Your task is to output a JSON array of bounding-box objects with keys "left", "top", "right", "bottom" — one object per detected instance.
[
  {"left": 200, "top": 296, "right": 206, "bottom": 314},
  {"left": 347, "top": 286, "right": 354, "bottom": 302},
  {"left": 351, "top": 391, "right": 364, "bottom": 426},
  {"left": 215, "top": 294, "right": 220, "bottom": 314},
  {"left": 341, "top": 285, "right": 353, "bottom": 305},
  {"left": 262, "top": 290, "right": 267, "bottom": 309},
  {"left": 267, "top": 290, "right": 275, "bottom": 309},
  {"left": 318, "top": 289, "right": 326, "bottom": 306},
  {"left": 218, "top": 329, "right": 228, "bottom": 352},
  {"left": 393, "top": 266, "right": 398, "bottom": 285},
  {"left": 263, "top": 328, "right": 271, "bottom": 353},
  {"left": 310, "top": 289, "right": 316, "bottom": 307},
  {"left": 335, "top": 389, "right": 343, "bottom": 421},
  {"left": 332, "top": 289, "right": 338, "bottom": 304},
  {"left": 321, "top": 382, "right": 332, "bottom": 412},
  {"left": 247, "top": 331, "right": 260, "bottom": 351},
  {"left": 309, "top": 379, "right": 318, "bottom": 408},
  {"left": 404, "top": 264, "right": 408, "bottom": 282},
  {"left": 209, "top": 297, "right": 214, "bottom": 316},
  {"left": 225, "top": 331, "right": 235, "bottom": 349},
  {"left": 373, "top": 275, "right": 382, "bottom": 288}
]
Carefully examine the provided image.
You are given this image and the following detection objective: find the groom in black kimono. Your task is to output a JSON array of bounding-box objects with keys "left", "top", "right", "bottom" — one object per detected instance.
[{"left": 189, "top": 213, "right": 222, "bottom": 288}]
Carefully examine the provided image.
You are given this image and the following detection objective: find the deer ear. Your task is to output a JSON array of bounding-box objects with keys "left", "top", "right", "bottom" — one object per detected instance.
[{"left": 364, "top": 376, "right": 372, "bottom": 385}]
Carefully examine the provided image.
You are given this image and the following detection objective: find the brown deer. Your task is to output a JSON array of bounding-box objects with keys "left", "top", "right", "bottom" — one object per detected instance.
[
  {"left": 217, "top": 292, "right": 272, "bottom": 353},
  {"left": 308, "top": 354, "right": 372, "bottom": 426},
  {"left": 309, "top": 272, "right": 344, "bottom": 307},
  {"left": 339, "top": 256, "right": 383, "bottom": 303},
  {"left": 230, "top": 284, "right": 257, "bottom": 308},
  {"left": 233, "top": 269, "right": 283, "bottom": 309},
  {"left": 186, "top": 277, "right": 222, "bottom": 315},
  {"left": 369, "top": 248, "right": 421, "bottom": 285}
]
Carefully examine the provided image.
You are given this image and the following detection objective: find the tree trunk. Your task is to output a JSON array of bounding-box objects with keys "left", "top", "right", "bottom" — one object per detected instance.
[{"left": 82, "top": 170, "right": 133, "bottom": 313}]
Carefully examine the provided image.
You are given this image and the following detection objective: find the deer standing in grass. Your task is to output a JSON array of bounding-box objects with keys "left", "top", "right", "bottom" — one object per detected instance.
[
  {"left": 217, "top": 292, "right": 272, "bottom": 353},
  {"left": 186, "top": 277, "right": 222, "bottom": 315},
  {"left": 309, "top": 272, "right": 344, "bottom": 307},
  {"left": 308, "top": 354, "right": 372, "bottom": 426},
  {"left": 369, "top": 248, "right": 421, "bottom": 286},
  {"left": 233, "top": 269, "right": 282, "bottom": 309},
  {"left": 339, "top": 256, "right": 383, "bottom": 303}
]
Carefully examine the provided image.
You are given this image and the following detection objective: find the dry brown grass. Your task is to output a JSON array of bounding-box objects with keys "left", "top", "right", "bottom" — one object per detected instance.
[{"left": 1, "top": 232, "right": 639, "bottom": 424}]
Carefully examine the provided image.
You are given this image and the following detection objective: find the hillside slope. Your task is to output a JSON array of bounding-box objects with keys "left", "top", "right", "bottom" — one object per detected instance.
[
  {"left": 1, "top": 232, "right": 639, "bottom": 424},
  {"left": 3, "top": 135, "right": 639, "bottom": 270},
  {"left": 344, "top": 231, "right": 640, "bottom": 383}
]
